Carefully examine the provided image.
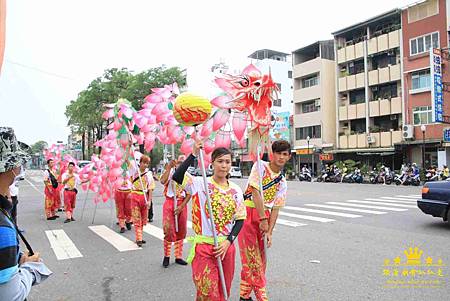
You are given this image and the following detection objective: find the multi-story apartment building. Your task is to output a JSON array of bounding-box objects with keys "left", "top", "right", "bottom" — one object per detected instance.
[
  {"left": 333, "top": 10, "right": 404, "bottom": 168},
  {"left": 401, "top": 0, "right": 450, "bottom": 168},
  {"left": 291, "top": 41, "right": 336, "bottom": 174},
  {"left": 248, "top": 49, "right": 293, "bottom": 113}
]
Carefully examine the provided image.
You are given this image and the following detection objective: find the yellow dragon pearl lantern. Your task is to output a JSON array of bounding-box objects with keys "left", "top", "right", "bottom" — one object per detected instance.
[{"left": 173, "top": 92, "right": 212, "bottom": 126}]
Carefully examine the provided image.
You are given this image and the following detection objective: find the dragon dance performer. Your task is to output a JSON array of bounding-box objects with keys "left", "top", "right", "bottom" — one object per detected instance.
[
  {"left": 238, "top": 140, "right": 290, "bottom": 301},
  {"left": 43, "top": 159, "right": 59, "bottom": 220},
  {"left": 173, "top": 142, "right": 246, "bottom": 301},
  {"left": 159, "top": 155, "right": 192, "bottom": 268},
  {"left": 61, "top": 162, "right": 84, "bottom": 223},
  {"left": 115, "top": 171, "right": 133, "bottom": 233},
  {"left": 130, "top": 155, "right": 155, "bottom": 247}
]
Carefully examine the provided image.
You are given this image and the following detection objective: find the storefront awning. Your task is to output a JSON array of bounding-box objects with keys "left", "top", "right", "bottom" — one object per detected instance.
[{"left": 330, "top": 147, "right": 395, "bottom": 154}]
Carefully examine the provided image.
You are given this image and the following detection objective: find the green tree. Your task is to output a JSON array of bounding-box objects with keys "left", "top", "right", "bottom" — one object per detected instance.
[
  {"left": 65, "top": 66, "right": 186, "bottom": 159},
  {"left": 30, "top": 140, "right": 48, "bottom": 155}
]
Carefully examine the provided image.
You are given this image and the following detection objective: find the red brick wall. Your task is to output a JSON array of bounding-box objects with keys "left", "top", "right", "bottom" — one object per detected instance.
[{"left": 402, "top": 0, "right": 449, "bottom": 140}]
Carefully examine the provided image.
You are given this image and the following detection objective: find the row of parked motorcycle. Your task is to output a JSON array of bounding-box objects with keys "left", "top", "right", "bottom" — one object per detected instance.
[{"left": 297, "top": 163, "right": 450, "bottom": 186}]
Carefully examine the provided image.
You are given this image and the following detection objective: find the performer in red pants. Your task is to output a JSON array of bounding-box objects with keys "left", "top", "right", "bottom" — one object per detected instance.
[
  {"left": 238, "top": 140, "right": 290, "bottom": 301},
  {"left": 61, "top": 162, "right": 81, "bottom": 223},
  {"left": 159, "top": 155, "right": 192, "bottom": 268},
  {"left": 115, "top": 172, "right": 132, "bottom": 233},
  {"left": 130, "top": 155, "right": 154, "bottom": 247}
]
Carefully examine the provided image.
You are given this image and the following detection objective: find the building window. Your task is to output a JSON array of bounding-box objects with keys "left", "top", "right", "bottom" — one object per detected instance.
[
  {"left": 413, "top": 106, "right": 432, "bottom": 125},
  {"left": 408, "top": 0, "right": 439, "bottom": 23},
  {"left": 295, "top": 125, "right": 321, "bottom": 140},
  {"left": 372, "top": 83, "right": 398, "bottom": 100},
  {"left": 288, "top": 71, "right": 292, "bottom": 79},
  {"left": 349, "top": 89, "right": 365, "bottom": 104},
  {"left": 273, "top": 99, "right": 282, "bottom": 107},
  {"left": 348, "top": 60, "right": 365, "bottom": 75},
  {"left": 302, "top": 75, "right": 319, "bottom": 88},
  {"left": 411, "top": 69, "right": 431, "bottom": 91},
  {"left": 350, "top": 119, "right": 366, "bottom": 134},
  {"left": 410, "top": 32, "right": 439, "bottom": 56},
  {"left": 301, "top": 99, "right": 320, "bottom": 113}
]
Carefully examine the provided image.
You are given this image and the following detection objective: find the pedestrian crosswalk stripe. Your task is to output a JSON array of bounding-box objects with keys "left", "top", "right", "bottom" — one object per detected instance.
[
  {"left": 45, "top": 229, "right": 83, "bottom": 260},
  {"left": 283, "top": 206, "right": 362, "bottom": 218},
  {"left": 326, "top": 202, "right": 407, "bottom": 211},
  {"left": 276, "top": 219, "right": 307, "bottom": 227},
  {"left": 395, "top": 195, "right": 420, "bottom": 199},
  {"left": 365, "top": 198, "right": 416, "bottom": 204},
  {"left": 380, "top": 197, "right": 417, "bottom": 202},
  {"left": 189, "top": 218, "right": 305, "bottom": 229},
  {"left": 346, "top": 200, "right": 416, "bottom": 208},
  {"left": 143, "top": 224, "right": 164, "bottom": 241},
  {"left": 304, "top": 204, "right": 387, "bottom": 215},
  {"left": 89, "top": 225, "right": 141, "bottom": 252},
  {"left": 279, "top": 211, "right": 335, "bottom": 223}
]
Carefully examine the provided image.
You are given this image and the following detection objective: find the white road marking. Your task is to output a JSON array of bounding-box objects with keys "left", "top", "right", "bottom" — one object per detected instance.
[
  {"left": 346, "top": 200, "right": 416, "bottom": 208},
  {"left": 45, "top": 229, "right": 83, "bottom": 260},
  {"left": 279, "top": 211, "right": 335, "bottom": 223},
  {"left": 25, "top": 178, "right": 44, "bottom": 196},
  {"left": 380, "top": 197, "right": 418, "bottom": 202},
  {"left": 304, "top": 204, "right": 387, "bottom": 215},
  {"left": 365, "top": 198, "right": 416, "bottom": 204},
  {"left": 326, "top": 202, "right": 407, "bottom": 211},
  {"left": 89, "top": 225, "right": 141, "bottom": 252},
  {"left": 276, "top": 219, "right": 308, "bottom": 227},
  {"left": 395, "top": 195, "right": 420, "bottom": 199},
  {"left": 283, "top": 206, "right": 362, "bottom": 218},
  {"left": 143, "top": 224, "right": 164, "bottom": 241}
]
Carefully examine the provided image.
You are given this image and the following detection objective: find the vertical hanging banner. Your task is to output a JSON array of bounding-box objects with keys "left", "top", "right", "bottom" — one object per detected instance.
[{"left": 430, "top": 48, "right": 443, "bottom": 123}]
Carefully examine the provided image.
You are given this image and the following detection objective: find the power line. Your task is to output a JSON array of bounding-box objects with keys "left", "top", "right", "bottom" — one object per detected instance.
[{"left": 5, "top": 59, "right": 80, "bottom": 81}]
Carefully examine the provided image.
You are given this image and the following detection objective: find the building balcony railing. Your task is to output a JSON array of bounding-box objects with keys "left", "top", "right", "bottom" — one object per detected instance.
[
  {"left": 368, "top": 64, "right": 400, "bottom": 86},
  {"left": 293, "top": 85, "right": 321, "bottom": 103},
  {"left": 339, "top": 103, "right": 366, "bottom": 121},
  {"left": 339, "top": 130, "right": 402, "bottom": 149},
  {"left": 368, "top": 29, "right": 400, "bottom": 55},
  {"left": 368, "top": 97, "right": 401, "bottom": 117},
  {"left": 338, "top": 72, "right": 365, "bottom": 92},
  {"left": 337, "top": 41, "right": 364, "bottom": 64},
  {"left": 293, "top": 57, "right": 321, "bottom": 79}
]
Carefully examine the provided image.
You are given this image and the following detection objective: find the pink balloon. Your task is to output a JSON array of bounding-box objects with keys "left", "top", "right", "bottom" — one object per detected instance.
[
  {"left": 180, "top": 139, "right": 194, "bottom": 155},
  {"left": 102, "top": 109, "right": 114, "bottom": 120},
  {"left": 144, "top": 94, "right": 163, "bottom": 103},
  {"left": 215, "top": 130, "right": 231, "bottom": 148},
  {"left": 204, "top": 139, "right": 215, "bottom": 154},
  {"left": 200, "top": 118, "right": 213, "bottom": 137},
  {"left": 238, "top": 137, "right": 247, "bottom": 148},
  {"left": 232, "top": 112, "right": 247, "bottom": 141},
  {"left": 152, "top": 102, "right": 170, "bottom": 116},
  {"left": 212, "top": 109, "right": 230, "bottom": 131},
  {"left": 211, "top": 95, "right": 233, "bottom": 109},
  {"left": 110, "top": 167, "right": 122, "bottom": 177},
  {"left": 144, "top": 138, "right": 155, "bottom": 152}
]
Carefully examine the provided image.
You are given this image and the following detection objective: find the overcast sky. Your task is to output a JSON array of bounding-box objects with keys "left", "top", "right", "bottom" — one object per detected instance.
[{"left": 0, "top": 0, "right": 412, "bottom": 145}]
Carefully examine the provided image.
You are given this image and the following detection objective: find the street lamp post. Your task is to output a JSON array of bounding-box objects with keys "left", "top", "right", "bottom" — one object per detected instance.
[
  {"left": 421, "top": 125, "right": 426, "bottom": 170},
  {"left": 307, "top": 136, "right": 311, "bottom": 174}
]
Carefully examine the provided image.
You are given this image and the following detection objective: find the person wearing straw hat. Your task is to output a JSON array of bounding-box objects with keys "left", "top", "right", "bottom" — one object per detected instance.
[
  {"left": 172, "top": 141, "right": 246, "bottom": 301},
  {"left": 238, "top": 140, "right": 290, "bottom": 301},
  {"left": 0, "top": 127, "right": 52, "bottom": 300}
]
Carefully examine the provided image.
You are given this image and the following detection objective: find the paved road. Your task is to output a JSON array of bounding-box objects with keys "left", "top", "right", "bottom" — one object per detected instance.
[{"left": 15, "top": 170, "right": 449, "bottom": 300}]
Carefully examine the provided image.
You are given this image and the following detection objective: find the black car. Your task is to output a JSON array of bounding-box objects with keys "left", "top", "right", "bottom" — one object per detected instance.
[{"left": 417, "top": 181, "right": 450, "bottom": 223}]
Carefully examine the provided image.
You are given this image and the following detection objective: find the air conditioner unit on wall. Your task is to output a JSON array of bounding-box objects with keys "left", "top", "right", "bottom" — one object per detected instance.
[{"left": 403, "top": 125, "right": 414, "bottom": 139}]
